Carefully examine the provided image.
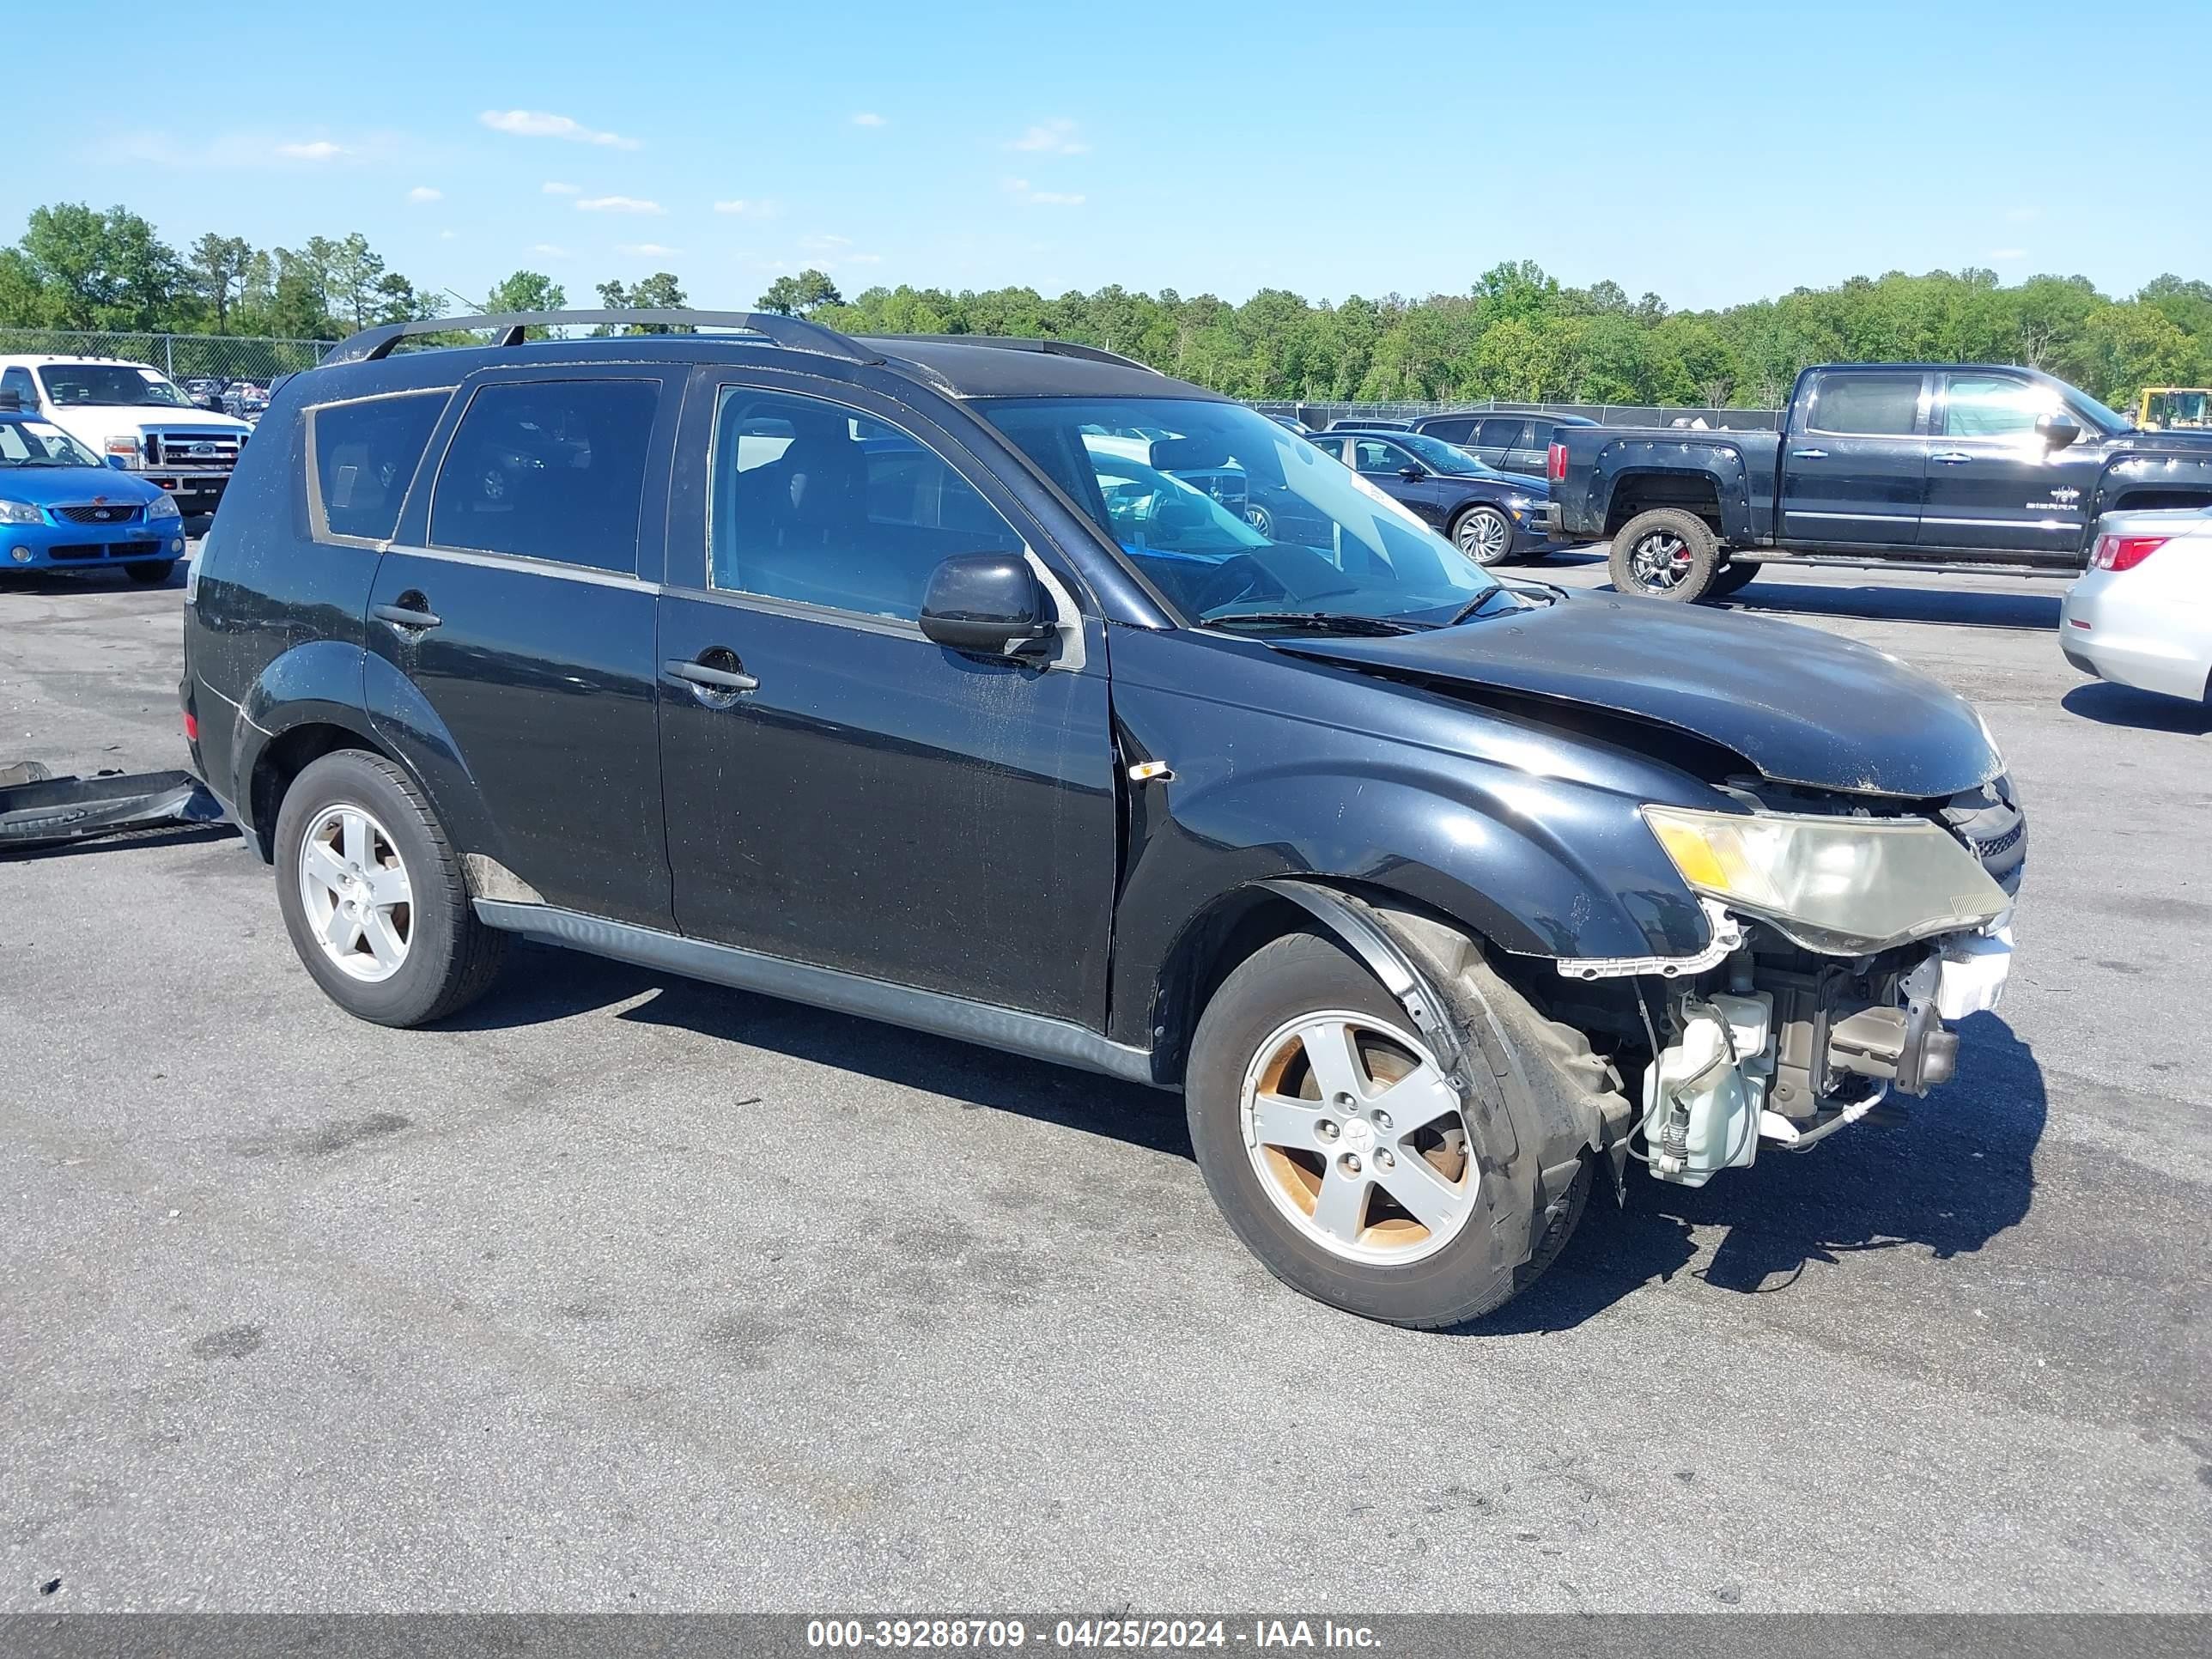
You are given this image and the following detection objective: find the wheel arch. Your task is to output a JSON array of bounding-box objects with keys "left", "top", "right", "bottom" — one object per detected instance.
[
  {"left": 1599, "top": 448, "right": 1748, "bottom": 542},
  {"left": 245, "top": 719, "right": 398, "bottom": 861}
]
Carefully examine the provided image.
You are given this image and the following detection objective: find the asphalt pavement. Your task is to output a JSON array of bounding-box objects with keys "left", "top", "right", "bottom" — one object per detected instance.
[{"left": 3, "top": 547, "right": 2208, "bottom": 1613}]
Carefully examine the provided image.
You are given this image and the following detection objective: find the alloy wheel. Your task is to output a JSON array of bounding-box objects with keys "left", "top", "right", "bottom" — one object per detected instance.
[
  {"left": 296, "top": 804, "right": 414, "bottom": 983},
  {"left": 1628, "top": 530, "right": 1694, "bottom": 590},
  {"left": 1458, "top": 509, "right": 1510, "bottom": 564},
  {"left": 1239, "top": 1010, "right": 1476, "bottom": 1265}
]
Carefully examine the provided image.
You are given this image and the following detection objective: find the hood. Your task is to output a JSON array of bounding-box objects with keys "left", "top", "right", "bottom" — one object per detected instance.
[
  {"left": 1278, "top": 594, "right": 2001, "bottom": 799},
  {"left": 0, "top": 464, "right": 166, "bottom": 507},
  {"left": 2114, "top": 427, "right": 2212, "bottom": 456}
]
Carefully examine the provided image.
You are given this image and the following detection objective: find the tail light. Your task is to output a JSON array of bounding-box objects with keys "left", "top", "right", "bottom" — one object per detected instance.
[
  {"left": 1547, "top": 441, "right": 1567, "bottom": 482},
  {"left": 182, "top": 709, "right": 198, "bottom": 743},
  {"left": 2092, "top": 533, "right": 2170, "bottom": 571}
]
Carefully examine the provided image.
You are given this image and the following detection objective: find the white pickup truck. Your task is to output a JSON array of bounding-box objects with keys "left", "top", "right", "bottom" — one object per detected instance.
[{"left": 0, "top": 356, "right": 254, "bottom": 520}]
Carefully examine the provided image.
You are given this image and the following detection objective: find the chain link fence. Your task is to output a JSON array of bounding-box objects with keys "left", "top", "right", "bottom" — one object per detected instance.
[
  {"left": 1247, "top": 398, "right": 1783, "bottom": 430},
  {"left": 0, "top": 329, "right": 335, "bottom": 383}
]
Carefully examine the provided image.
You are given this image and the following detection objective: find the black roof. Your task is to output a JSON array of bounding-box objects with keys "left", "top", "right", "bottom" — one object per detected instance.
[{"left": 315, "top": 310, "right": 1222, "bottom": 403}]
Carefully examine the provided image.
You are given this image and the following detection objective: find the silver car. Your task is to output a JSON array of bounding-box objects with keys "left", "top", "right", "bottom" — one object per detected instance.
[{"left": 2061, "top": 506, "right": 2212, "bottom": 705}]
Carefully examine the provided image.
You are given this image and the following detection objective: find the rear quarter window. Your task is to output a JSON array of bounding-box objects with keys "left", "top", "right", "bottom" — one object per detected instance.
[{"left": 307, "top": 390, "right": 452, "bottom": 544}]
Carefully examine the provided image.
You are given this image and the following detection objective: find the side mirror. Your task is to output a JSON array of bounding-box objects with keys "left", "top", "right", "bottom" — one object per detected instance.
[
  {"left": 2036, "top": 413, "right": 2082, "bottom": 449},
  {"left": 1398, "top": 465, "right": 1428, "bottom": 482},
  {"left": 919, "top": 553, "right": 1056, "bottom": 657}
]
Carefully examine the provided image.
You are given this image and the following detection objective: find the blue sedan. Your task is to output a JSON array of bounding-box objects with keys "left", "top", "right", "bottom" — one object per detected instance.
[{"left": 1, "top": 410, "right": 189, "bottom": 582}]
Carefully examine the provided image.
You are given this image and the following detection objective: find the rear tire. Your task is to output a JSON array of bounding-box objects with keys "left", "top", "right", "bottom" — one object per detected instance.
[
  {"left": 125, "top": 561, "right": 175, "bottom": 585},
  {"left": 1186, "top": 931, "right": 1572, "bottom": 1328},
  {"left": 1608, "top": 507, "right": 1719, "bottom": 601},
  {"left": 273, "top": 749, "right": 507, "bottom": 1027}
]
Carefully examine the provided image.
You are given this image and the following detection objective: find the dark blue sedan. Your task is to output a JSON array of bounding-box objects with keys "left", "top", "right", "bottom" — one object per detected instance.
[{"left": 0, "top": 407, "right": 188, "bottom": 582}]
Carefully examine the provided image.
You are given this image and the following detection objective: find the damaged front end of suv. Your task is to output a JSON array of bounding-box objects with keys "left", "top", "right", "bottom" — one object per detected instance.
[{"left": 1565, "top": 776, "right": 2022, "bottom": 1188}]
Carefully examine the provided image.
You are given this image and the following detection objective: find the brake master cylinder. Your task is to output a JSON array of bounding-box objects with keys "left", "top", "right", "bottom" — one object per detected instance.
[{"left": 1644, "top": 992, "right": 1772, "bottom": 1186}]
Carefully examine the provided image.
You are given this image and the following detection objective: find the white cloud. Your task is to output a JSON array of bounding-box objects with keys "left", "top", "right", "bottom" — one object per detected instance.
[
  {"left": 407, "top": 185, "right": 442, "bottom": 203},
  {"left": 852, "top": 112, "right": 887, "bottom": 127},
  {"left": 440, "top": 230, "right": 459, "bottom": 240},
  {"left": 1004, "top": 178, "right": 1085, "bottom": 207},
  {"left": 94, "top": 129, "right": 413, "bottom": 170},
  {"left": 542, "top": 180, "right": 580, "bottom": 195},
  {"left": 575, "top": 195, "right": 665, "bottom": 214},
  {"left": 2003, "top": 206, "right": 2043, "bottom": 224},
  {"left": 1008, "top": 118, "right": 1089, "bottom": 155},
  {"left": 277, "top": 140, "right": 346, "bottom": 161},
  {"left": 617, "top": 242, "right": 680, "bottom": 256},
  {"left": 714, "top": 197, "right": 781, "bottom": 218},
  {"left": 847, "top": 253, "right": 884, "bottom": 265},
  {"left": 531, "top": 243, "right": 570, "bottom": 258},
  {"left": 479, "top": 109, "right": 640, "bottom": 149},
  {"left": 1990, "top": 247, "right": 2027, "bottom": 260},
  {"left": 800, "top": 234, "right": 854, "bottom": 252}
]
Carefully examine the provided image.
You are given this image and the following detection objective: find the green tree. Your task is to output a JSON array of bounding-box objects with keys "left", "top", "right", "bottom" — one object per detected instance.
[
  {"left": 186, "top": 233, "right": 255, "bottom": 332},
  {"left": 328, "top": 233, "right": 387, "bottom": 331},
  {"left": 16, "top": 203, "right": 180, "bottom": 330},
  {"left": 757, "top": 269, "right": 843, "bottom": 316}
]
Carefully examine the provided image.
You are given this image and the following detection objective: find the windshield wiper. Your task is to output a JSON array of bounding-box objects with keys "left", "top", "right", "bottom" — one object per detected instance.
[
  {"left": 1443, "top": 587, "right": 1528, "bottom": 628},
  {"left": 1203, "top": 610, "right": 1427, "bottom": 636}
]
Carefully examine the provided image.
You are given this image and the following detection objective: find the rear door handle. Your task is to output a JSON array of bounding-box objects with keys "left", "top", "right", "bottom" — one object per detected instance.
[
  {"left": 372, "top": 599, "right": 441, "bottom": 632},
  {"left": 1790, "top": 447, "right": 1827, "bottom": 459},
  {"left": 1931, "top": 451, "right": 1972, "bottom": 464},
  {"left": 663, "top": 657, "right": 759, "bottom": 694}
]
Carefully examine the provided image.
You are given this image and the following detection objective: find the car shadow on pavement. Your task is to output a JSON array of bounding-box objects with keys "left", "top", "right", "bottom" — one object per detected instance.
[
  {"left": 1714, "top": 580, "right": 2063, "bottom": 632},
  {"left": 2061, "top": 680, "right": 2212, "bottom": 733},
  {"left": 1464, "top": 1012, "right": 2045, "bottom": 1334},
  {"left": 447, "top": 943, "right": 1194, "bottom": 1158}
]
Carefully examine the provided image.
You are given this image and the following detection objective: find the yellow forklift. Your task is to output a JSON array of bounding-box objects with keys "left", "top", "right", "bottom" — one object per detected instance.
[{"left": 2137, "top": 387, "right": 2212, "bottom": 430}]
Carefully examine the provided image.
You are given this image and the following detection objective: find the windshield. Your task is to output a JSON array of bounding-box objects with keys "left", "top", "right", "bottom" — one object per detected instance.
[
  {"left": 36, "top": 363, "right": 193, "bottom": 409},
  {"left": 0, "top": 416, "right": 102, "bottom": 467},
  {"left": 980, "top": 397, "right": 1502, "bottom": 627}
]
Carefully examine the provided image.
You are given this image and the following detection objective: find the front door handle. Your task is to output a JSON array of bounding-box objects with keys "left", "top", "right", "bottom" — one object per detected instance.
[
  {"left": 663, "top": 656, "right": 759, "bottom": 694},
  {"left": 1790, "top": 447, "right": 1828, "bottom": 459},
  {"left": 372, "top": 597, "right": 441, "bottom": 632},
  {"left": 1931, "top": 451, "right": 1972, "bottom": 464}
]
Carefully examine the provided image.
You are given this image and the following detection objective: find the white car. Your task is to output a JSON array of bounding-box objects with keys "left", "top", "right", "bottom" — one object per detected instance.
[
  {"left": 2061, "top": 506, "right": 2212, "bottom": 705},
  {"left": 0, "top": 356, "right": 253, "bottom": 520}
]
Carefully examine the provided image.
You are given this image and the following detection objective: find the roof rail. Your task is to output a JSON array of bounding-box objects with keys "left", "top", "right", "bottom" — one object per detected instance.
[
  {"left": 323, "top": 309, "right": 886, "bottom": 368},
  {"left": 872, "top": 334, "right": 1164, "bottom": 375}
]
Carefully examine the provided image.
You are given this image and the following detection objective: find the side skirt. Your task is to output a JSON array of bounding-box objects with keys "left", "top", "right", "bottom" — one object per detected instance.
[{"left": 472, "top": 900, "right": 1161, "bottom": 1089}]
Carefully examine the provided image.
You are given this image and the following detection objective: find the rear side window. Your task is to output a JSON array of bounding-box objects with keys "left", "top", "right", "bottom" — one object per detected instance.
[
  {"left": 1809, "top": 373, "right": 1923, "bottom": 435},
  {"left": 307, "top": 391, "right": 450, "bottom": 544},
  {"left": 1421, "top": 417, "right": 1476, "bottom": 443},
  {"left": 1475, "top": 416, "right": 1523, "bottom": 447},
  {"left": 428, "top": 379, "right": 658, "bottom": 575}
]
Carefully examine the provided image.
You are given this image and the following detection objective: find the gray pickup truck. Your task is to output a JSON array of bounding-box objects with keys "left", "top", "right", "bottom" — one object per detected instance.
[{"left": 1547, "top": 362, "right": 2212, "bottom": 602}]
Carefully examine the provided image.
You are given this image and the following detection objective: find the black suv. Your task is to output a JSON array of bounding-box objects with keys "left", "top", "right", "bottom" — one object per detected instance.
[
  {"left": 1414, "top": 410, "right": 1598, "bottom": 478},
  {"left": 180, "top": 309, "right": 2026, "bottom": 1328}
]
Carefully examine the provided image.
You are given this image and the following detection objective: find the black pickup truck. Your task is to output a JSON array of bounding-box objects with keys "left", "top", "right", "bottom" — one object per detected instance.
[{"left": 1547, "top": 362, "right": 2212, "bottom": 601}]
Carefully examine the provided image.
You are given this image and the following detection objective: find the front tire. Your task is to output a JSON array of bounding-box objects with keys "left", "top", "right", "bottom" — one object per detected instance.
[
  {"left": 1608, "top": 507, "right": 1719, "bottom": 601},
  {"left": 273, "top": 749, "right": 507, "bottom": 1027},
  {"left": 1452, "top": 504, "right": 1515, "bottom": 567},
  {"left": 1186, "top": 932, "right": 1572, "bottom": 1328},
  {"left": 125, "top": 560, "right": 175, "bottom": 585}
]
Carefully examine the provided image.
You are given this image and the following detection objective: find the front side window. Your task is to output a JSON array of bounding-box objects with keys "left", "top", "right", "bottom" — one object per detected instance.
[
  {"left": 1809, "top": 373, "right": 1923, "bottom": 436},
  {"left": 0, "top": 416, "right": 101, "bottom": 467},
  {"left": 1353, "top": 438, "right": 1410, "bottom": 474},
  {"left": 710, "top": 386, "right": 1023, "bottom": 621},
  {"left": 36, "top": 363, "right": 192, "bottom": 409},
  {"left": 979, "top": 396, "right": 1500, "bottom": 629},
  {"left": 1943, "top": 375, "right": 2049, "bottom": 440},
  {"left": 2, "top": 367, "right": 36, "bottom": 407},
  {"left": 428, "top": 379, "right": 658, "bottom": 575},
  {"left": 309, "top": 390, "right": 450, "bottom": 544}
]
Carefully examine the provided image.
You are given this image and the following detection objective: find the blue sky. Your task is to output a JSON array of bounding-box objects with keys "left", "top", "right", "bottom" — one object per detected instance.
[{"left": 15, "top": 0, "right": 2209, "bottom": 313}]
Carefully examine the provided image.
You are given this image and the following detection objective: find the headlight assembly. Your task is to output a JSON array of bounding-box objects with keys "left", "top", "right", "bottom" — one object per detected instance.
[
  {"left": 148, "top": 492, "right": 183, "bottom": 520},
  {"left": 1642, "top": 804, "right": 2010, "bottom": 955},
  {"left": 0, "top": 499, "right": 42, "bottom": 526}
]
